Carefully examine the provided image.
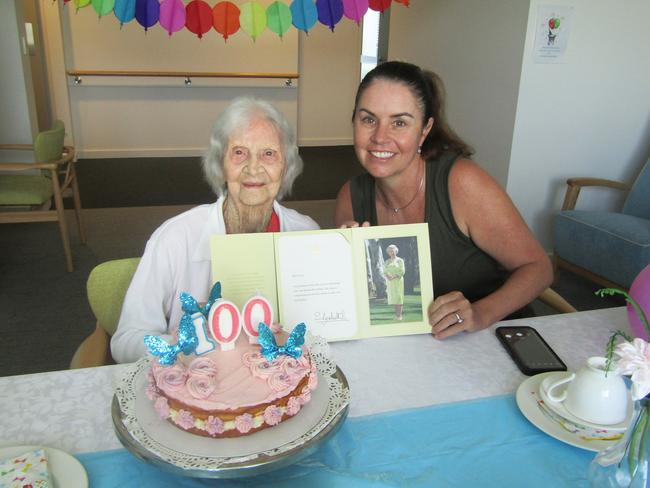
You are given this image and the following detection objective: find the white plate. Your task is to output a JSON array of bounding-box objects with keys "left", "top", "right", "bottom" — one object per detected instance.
[
  {"left": 538, "top": 372, "right": 632, "bottom": 432},
  {"left": 0, "top": 445, "right": 88, "bottom": 488},
  {"left": 516, "top": 373, "right": 627, "bottom": 452}
]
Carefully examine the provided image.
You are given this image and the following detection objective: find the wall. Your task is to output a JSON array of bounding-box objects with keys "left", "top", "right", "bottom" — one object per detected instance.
[
  {"left": 387, "top": 0, "right": 530, "bottom": 186},
  {"left": 0, "top": 1, "right": 37, "bottom": 150},
  {"left": 507, "top": 0, "right": 650, "bottom": 249},
  {"left": 298, "top": 22, "right": 361, "bottom": 146}
]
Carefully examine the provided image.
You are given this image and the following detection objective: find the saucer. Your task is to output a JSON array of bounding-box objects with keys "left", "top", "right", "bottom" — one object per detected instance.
[
  {"left": 539, "top": 372, "right": 632, "bottom": 432},
  {"left": 516, "top": 372, "right": 628, "bottom": 452}
]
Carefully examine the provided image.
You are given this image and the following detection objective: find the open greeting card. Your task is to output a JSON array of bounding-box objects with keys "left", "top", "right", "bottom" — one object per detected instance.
[{"left": 210, "top": 223, "right": 433, "bottom": 342}]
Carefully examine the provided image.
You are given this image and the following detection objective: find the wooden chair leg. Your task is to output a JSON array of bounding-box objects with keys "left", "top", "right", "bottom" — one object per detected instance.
[
  {"left": 50, "top": 169, "right": 73, "bottom": 272},
  {"left": 70, "top": 167, "right": 86, "bottom": 244}
]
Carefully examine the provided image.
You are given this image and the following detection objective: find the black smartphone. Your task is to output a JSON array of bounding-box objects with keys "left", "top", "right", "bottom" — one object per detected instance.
[{"left": 495, "top": 326, "right": 567, "bottom": 376}]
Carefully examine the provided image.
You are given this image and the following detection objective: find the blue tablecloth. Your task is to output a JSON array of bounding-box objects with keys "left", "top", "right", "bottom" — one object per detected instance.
[{"left": 78, "top": 394, "right": 594, "bottom": 487}]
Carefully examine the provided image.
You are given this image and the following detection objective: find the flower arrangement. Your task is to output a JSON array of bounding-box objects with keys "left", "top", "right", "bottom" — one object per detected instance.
[{"left": 589, "top": 287, "right": 650, "bottom": 487}]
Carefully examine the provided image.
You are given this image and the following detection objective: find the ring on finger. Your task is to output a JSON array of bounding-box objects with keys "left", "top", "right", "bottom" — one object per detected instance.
[{"left": 454, "top": 312, "right": 464, "bottom": 324}]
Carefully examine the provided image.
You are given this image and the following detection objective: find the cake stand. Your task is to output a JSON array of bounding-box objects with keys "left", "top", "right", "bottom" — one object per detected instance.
[{"left": 112, "top": 345, "right": 350, "bottom": 479}]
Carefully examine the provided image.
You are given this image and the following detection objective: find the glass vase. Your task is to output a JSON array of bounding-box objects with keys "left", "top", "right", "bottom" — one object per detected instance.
[{"left": 589, "top": 397, "right": 650, "bottom": 487}]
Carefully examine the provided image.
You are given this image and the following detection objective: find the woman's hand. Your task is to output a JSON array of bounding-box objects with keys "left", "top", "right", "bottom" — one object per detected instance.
[{"left": 428, "top": 291, "right": 486, "bottom": 340}]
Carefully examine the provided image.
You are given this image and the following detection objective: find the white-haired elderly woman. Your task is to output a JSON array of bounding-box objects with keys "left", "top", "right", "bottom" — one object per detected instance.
[
  {"left": 111, "top": 97, "right": 318, "bottom": 363},
  {"left": 383, "top": 244, "right": 405, "bottom": 320}
]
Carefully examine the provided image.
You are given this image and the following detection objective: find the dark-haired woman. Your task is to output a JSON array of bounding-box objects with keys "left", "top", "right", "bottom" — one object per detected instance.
[{"left": 335, "top": 61, "right": 552, "bottom": 340}]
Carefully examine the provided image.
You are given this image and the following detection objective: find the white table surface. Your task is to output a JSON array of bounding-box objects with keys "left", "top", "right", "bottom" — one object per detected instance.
[{"left": 0, "top": 307, "right": 628, "bottom": 455}]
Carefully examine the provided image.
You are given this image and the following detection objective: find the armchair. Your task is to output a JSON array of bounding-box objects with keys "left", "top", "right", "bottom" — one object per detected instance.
[
  {"left": 554, "top": 159, "right": 650, "bottom": 289},
  {"left": 70, "top": 257, "right": 140, "bottom": 369},
  {"left": 0, "top": 120, "right": 85, "bottom": 272}
]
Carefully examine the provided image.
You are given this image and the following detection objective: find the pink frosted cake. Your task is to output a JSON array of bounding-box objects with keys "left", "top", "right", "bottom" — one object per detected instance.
[{"left": 146, "top": 326, "right": 318, "bottom": 438}]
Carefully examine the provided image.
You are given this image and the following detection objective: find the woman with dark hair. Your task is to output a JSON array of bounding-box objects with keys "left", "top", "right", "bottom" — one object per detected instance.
[
  {"left": 335, "top": 61, "right": 552, "bottom": 340},
  {"left": 112, "top": 97, "right": 318, "bottom": 363}
]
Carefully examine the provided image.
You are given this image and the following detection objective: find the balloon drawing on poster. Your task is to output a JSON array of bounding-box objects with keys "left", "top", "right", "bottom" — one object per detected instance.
[{"left": 533, "top": 5, "right": 574, "bottom": 64}]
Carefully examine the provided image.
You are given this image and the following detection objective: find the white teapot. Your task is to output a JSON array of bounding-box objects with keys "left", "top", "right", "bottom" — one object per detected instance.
[{"left": 545, "top": 356, "right": 628, "bottom": 425}]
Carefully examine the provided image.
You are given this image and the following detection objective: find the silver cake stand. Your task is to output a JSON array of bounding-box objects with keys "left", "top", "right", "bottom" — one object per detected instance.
[{"left": 112, "top": 365, "right": 349, "bottom": 479}]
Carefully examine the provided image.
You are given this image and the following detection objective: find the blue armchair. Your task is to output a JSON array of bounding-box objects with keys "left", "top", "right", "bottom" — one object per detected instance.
[{"left": 554, "top": 159, "right": 650, "bottom": 289}]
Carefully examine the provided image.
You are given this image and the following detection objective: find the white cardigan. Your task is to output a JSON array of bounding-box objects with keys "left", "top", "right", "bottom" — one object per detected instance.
[{"left": 110, "top": 197, "right": 319, "bottom": 363}]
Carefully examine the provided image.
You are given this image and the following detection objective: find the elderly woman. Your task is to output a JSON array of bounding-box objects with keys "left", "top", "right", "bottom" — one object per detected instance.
[
  {"left": 111, "top": 98, "right": 318, "bottom": 363},
  {"left": 383, "top": 244, "right": 405, "bottom": 320}
]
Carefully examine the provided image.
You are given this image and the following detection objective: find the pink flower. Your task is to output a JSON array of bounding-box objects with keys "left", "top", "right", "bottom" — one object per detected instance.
[
  {"left": 154, "top": 364, "right": 187, "bottom": 392},
  {"left": 263, "top": 405, "right": 283, "bottom": 426},
  {"left": 615, "top": 338, "right": 650, "bottom": 400},
  {"left": 176, "top": 409, "right": 195, "bottom": 430},
  {"left": 146, "top": 383, "right": 159, "bottom": 401},
  {"left": 154, "top": 397, "right": 170, "bottom": 419},
  {"left": 268, "top": 372, "right": 293, "bottom": 392},
  {"left": 188, "top": 357, "right": 218, "bottom": 377},
  {"left": 299, "top": 386, "right": 312, "bottom": 405},
  {"left": 235, "top": 413, "right": 254, "bottom": 434},
  {"left": 186, "top": 374, "right": 216, "bottom": 399},
  {"left": 286, "top": 396, "right": 301, "bottom": 416},
  {"left": 308, "top": 369, "right": 318, "bottom": 390},
  {"left": 205, "top": 416, "right": 225, "bottom": 436}
]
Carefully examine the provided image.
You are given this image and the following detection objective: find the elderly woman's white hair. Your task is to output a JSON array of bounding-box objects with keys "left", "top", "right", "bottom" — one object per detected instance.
[
  {"left": 202, "top": 97, "right": 303, "bottom": 200},
  {"left": 386, "top": 244, "right": 399, "bottom": 254}
]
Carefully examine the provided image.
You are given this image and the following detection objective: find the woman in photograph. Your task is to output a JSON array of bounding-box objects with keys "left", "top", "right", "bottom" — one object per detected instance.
[
  {"left": 383, "top": 244, "right": 405, "bottom": 320},
  {"left": 111, "top": 97, "right": 319, "bottom": 363},
  {"left": 335, "top": 61, "right": 552, "bottom": 340}
]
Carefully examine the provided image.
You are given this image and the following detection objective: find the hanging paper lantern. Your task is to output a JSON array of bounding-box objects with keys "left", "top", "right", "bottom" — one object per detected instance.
[
  {"left": 135, "top": 0, "right": 159, "bottom": 31},
  {"left": 628, "top": 265, "right": 650, "bottom": 341},
  {"left": 159, "top": 0, "right": 186, "bottom": 36},
  {"left": 74, "top": 0, "right": 91, "bottom": 10},
  {"left": 369, "top": 0, "right": 391, "bottom": 13},
  {"left": 213, "top": 1, "right": 240, "bottom": 41},
  {"left": 240, "top": 2, "right": 267, "bottom": 41},
  {"left": 91, "top": 0, "right": 115, "bottom": 17},
  {"left": 342, "top": 0, "right": 368, "bottom": 25},
  {"left": 290, "top": 0, "right": 318, "bottom": 34},
  {"left": 394, "top": 0, "right": 409, "bottom": 5},
  {"left": 267, "top": 1, "right": 292, "bottom": 39},
  {"left": 114, "top": 0, "right": 136, "bottom": 26},
  {"left": 316, "top": 0, "right": 344, "bottom": 31},
  {"left": 186, "top": 0, "right": 213, "bottom": 39}
]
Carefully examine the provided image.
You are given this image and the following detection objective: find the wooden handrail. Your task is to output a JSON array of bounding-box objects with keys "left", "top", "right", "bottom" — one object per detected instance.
[{"left": 67, "top": 70, "right": 299, "bottom": 79}]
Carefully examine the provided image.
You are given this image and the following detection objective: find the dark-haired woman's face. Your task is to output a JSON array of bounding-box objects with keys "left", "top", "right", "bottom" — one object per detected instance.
[{"left": 353, "top": 80, "right": 432, "bottom": 180}]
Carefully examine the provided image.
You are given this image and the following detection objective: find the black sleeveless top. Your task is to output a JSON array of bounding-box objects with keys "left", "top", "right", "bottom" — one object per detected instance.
[{"left": 350, "top": 151, "right": 532, "bottom": 316}]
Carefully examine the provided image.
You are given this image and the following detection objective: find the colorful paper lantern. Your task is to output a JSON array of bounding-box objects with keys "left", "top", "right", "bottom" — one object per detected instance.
[
  {"left": 240, "top": 2, "right": 267, "bottom": 41},
  {"left": 186, "top": 0, "right": 213, "bottom": 39},
  {"left": 628, "top": 265, "right": 650, "bottom": 341},
  {"left": 316, "top": 0, "right": 344, "bottom": 31},
  {"left": 159, "top": 0, "right": 186, "bottom": 35},
  {"left": 291, "top": 0, "right": 318, "bottom": 34},
  {"left": 91, "top": 0, "right": 115, "bottom": 17},
  {"left": 342, "top": 0, "right": 368, "bottom": 25},
  {"left": 369, "top": 0, "right": 391, "bottom": 13},
  {"left": 213, "top": 1, "right": 240, "bottom": 41},
  {"left": 74, "top": 0, "right": 91, "bottom": 10},
  {"left": 135, "top": 0, "right": 159, "bottom": 31},
  {"left": 114, "top": 0, "right": 136, "bottom": 26},
  {"left": 267, "top": 1, "right": 292, "bottom": 39}
]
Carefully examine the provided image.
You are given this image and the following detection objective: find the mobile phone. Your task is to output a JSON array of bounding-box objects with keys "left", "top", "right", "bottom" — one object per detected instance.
[{"left": 495, "top": 326, "right": 567, "bottom": 376}]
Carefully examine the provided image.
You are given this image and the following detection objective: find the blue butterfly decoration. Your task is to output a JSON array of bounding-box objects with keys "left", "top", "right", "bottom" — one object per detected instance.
[
  {"left": 144, "top": 282, "right": 222, "bottom": 366},
  {"left": 258, "top": 322, "right": 306, "bottom": 362}
]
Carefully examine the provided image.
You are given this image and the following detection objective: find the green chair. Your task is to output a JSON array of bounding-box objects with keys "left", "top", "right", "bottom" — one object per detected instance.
[
  {"left": 0, "top": 120, "right": 85, "bottom": 272},
  {"left": 70, "top": 257, "right": 141, "bottom": 369}
]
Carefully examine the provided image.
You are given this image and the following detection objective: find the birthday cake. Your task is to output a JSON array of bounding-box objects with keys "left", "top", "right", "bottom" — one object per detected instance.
[{"left": 144, "top": 284, "right": 318, "bottom": 438}]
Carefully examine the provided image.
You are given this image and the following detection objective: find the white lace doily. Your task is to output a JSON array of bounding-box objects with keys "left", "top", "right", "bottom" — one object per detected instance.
[{"left": 114, "top": 335, "right": 350, "bottom": 473}]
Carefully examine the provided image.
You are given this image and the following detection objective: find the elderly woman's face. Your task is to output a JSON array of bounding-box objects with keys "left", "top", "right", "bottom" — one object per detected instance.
[
  {"left": 387, "top": 247, "right": 397, "bottom": 258},
  {"left": 224, "top": 117, "right": 285, "bottom": 208}
]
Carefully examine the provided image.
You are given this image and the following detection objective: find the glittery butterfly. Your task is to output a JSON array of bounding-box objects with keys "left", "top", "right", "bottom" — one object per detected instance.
[
  {"left": 258, "top": 322, "right": 306, "bottom": 362},
  {"left": 144, "top": 282, "right": 222, "bottom": 365}
]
